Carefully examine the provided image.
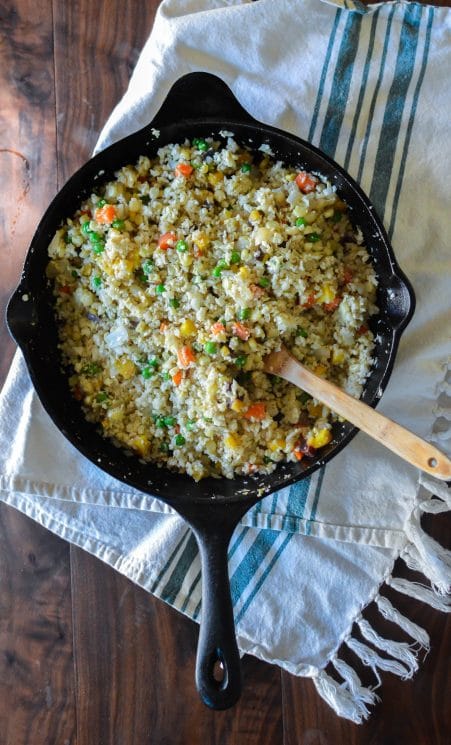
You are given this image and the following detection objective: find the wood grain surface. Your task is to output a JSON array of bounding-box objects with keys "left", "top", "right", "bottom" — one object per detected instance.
[{"left": 0, "top": 2, "right": 449, "bottom": 744}]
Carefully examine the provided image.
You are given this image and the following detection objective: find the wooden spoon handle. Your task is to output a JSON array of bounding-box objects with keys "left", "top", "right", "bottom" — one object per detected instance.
[{"left": 266, "top": 350, "right": 451, "bottom": 481}]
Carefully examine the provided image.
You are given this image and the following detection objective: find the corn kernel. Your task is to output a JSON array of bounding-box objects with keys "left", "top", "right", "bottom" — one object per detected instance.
[
  {"left": 249, "top": 209, "right": 262, "bottom": 223},
  {"left": 285, "top": 173, "right": 297, "bottom": 182},
  {"left": 239, "top": 266, "right": 250, "bottom": 279},
  {"left": 115, "top": 358, "right": 137, "bottom": 379},
  {"left": 293, "top": 204, "right": 307, "bottom": 218},
  {"left": 269, "top": 438, "right": 285, "bottom": 452},
  {"left": 248, "top": 338, "right": 258, "bottom": 351},
  {"left": 318, "top": 284, "right": 335, "bottom": 304},
  {"left": 131, "top": 435, "right": 150, "bottom": 457},
  {"left": 180, "top": 319, "right": 196, "bottom": 336},
  {"left": 107, "top": 407, "right": 124, "bottom": 423},
  {"left": 231, "top": 399, "right": 246, "bottom": 413},
  {"left": 313, "top": 364, "right": 327, "bottom": 377},
  {"left": 307, "top": 401, "right": 323, "bottom": 418},
  {"left": 332, "top": 348, "right": 345, "bottom": 365},
  {"left": 307, "top": 428, "right": 332, "bottom": 449},
  {"left": 221, "top": 345, "right": 231, "bottom": 357},
  {"left": 224, "top": 434, "right": 240, "bottom": 449},
  {"left": 208, "top": 171, "right": 224, "bottom": 186},
  {"left": 193, "top": 232, "right": 209, "bottom": 250}
]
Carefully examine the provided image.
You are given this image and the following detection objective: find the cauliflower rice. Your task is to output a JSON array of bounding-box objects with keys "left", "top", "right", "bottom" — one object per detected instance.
[{"left": 47, "top": 135, "right": 378, "bottom": 481}]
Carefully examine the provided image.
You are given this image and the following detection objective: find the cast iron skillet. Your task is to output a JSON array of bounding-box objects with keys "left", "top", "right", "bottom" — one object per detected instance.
[{"left": 7, "top": 72, "right": 415, "bottom": 710}]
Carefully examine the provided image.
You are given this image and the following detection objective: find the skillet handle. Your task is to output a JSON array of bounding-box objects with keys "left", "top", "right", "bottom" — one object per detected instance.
[{"left": 191, "top": 526, "right": 242, "bottom": 710}]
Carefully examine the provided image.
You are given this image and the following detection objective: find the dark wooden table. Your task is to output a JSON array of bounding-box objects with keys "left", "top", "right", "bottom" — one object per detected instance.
[{"left": 1, "top": 2, "right": 449, "bottom": 743}]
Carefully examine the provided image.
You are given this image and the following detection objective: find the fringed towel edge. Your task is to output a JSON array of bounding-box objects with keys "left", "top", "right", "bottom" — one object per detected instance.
[{"left": 313, "top": 481, "right": 450, "bottom": 723}]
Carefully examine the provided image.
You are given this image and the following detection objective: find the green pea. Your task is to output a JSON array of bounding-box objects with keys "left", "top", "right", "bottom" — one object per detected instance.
[
  {"left": 195, "top": 138, "right": 208, "bottom": 151},
  {"left": 156, "top": 284, "right": 166, "bottom": 294},
  {"left": 81, "top": 363, "right": 102, "bottom": 376},
  {"left": 160, "top": 442, "right": 170, "bottom": 453},
  {"left": 176, "top": 240, "right": 188, "bottom": 252},
  {"left": 204, "top": 341, "right": 217, "bottom": 355},
  {"left": 174, "top": 434, "right": 186, "bottom": 446},
  {"left": 212, "top": 266, "right": 223, "bottom": 278},
  {"left": 155, "top": 416, "right": 166, "bottom": 428},
  {"left": 234, "top": 355, "right": 247, "bottom": 367},
  {"left": 71, "top": 270, "right": 78, "bottom": 278},
  {"left": 230, "top": 251, "right": 241, "bottom": 265},
  {"left": 92, "top": 242, "right": 105, "bottom": 254},
  {"left": 89, "top": 231, "right": 103, "bottom": 243},
  {"left": 186, "top": 420, "right": 196, "bottom": 430},
  {"left": 308, "top": 232, "right": 321, "bottom": 242},
  {"left": 92, "top": 276, "right": 102, "bottom": 288},
  {"left": 163, "top": 416, "right": 176, "bottom": 427},
  {"left": 259, "top": 277, "right": 270, "bottom": 288},
  {"left": 241, "top": 163, "right": 252, "bottom": 173},
  {"left": 169, "top": 298, "right": 180, "bottom": 309},
  {"left": 142, "top": 259, "right": 154, "bottom": 275},
  {"left": 81, "top": 221, "right": 92, "bottom": 235},
  {"left": 111, "top": 219, "right": 125, "bottom": 230},
  {"left": 64, "top": 233, "right": 72, "bottom": 244},
  {"left": 148, "top": 358, "right": 159, "bottom": 368},
  {"left": 238, "top": 308, "right": 251, "bottom": 320},
  {"left": 295, "top": 217, "right": 306, "bottom": 227},
  {"left": 96, "top": 392, "right": 108, "bottom": 403},
  {"left": 96, "top": 199, "right": 106, "bottom": 208},
  {"left": 161, "top": 372, "right": 171, "bottom": 381},
  {"left": 142, "top": 367, "right": 154, "bottom": 379},
  {"left": 296, "top": 326, "right": 308, "bottom": 338}
]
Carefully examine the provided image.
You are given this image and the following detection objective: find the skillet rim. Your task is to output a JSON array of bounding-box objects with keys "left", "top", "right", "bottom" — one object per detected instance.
[{"left": 6, "top": 72, "right": 416, "bottom": 507}]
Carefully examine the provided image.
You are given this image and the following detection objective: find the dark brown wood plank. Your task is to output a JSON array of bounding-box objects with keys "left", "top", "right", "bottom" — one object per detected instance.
[
  {"left": 0, "top": 2, "right": 76, "bottom": 744},
  {"left": 0, "top": 506, "right": 76, "bottom": 745},
  {"left": 0, "top": 0, "right": 59, "bottom": 386},
  {"left": 71, "top": 547, "right": 283, "bottom": 745}
]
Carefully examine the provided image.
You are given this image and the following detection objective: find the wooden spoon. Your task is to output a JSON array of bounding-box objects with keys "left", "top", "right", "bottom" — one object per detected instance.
[{"left": 264, "top": 346, "right": 451, "bottom": 481}]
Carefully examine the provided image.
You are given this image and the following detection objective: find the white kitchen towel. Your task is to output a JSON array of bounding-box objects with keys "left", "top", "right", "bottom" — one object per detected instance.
[{"left": 1, "top": 0, "right": 450, "bottom": 722}]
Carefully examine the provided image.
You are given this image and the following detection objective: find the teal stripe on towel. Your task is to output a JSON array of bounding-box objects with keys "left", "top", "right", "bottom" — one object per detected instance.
[
  {"left": 229, "top": 530, "right": 280, "bottom": 607},
  {"left": 388, "top": 5, "right": 434, "bottom": 239},
  {"left": 235, "top": 534, "right": 293, "bottom": 624},
  {"left": 369, "top": 2, "right": 422, "bottom": 219},
  {"left": 343, "top": 9, "right": 379, "bottom": 171},
  {"left": 159, "top": 532, "right": 199, "bottom": 605},
  {"left": 305, "top": 467, "right": 326, "bottom": 535},
  {"left": 356, "top": 4, "right": 396, "bottom": 185},
  {"left": 150, "top": 528, "right": 189, "bottom": 593},
  {"left": 319, "top": 11, "right": 363, "bottom": 158},
  {"left": 282, "top": 478, "right": 311, "bottom": 531},
  {"left": 308, "top": 8, "right": 341, "bottom": 142}
]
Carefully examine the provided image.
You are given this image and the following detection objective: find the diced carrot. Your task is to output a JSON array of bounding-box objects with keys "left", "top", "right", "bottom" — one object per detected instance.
[
  {"left": 295, "top": 171, "right": 317, "bottom": 193},
  {"left": 172, "top": 370, "right": 183, "bottom": 386},
  {"left": 246, "top": 464, "right": 258, "bottom": 474},
  {"left": 59, "top": 284, "right": 73, "bottom": 295},
  {"left": 244, "top": 402, "right": 266, "bottom": 421},
  {"left": 250, "top": 283, "right": 265, "bottom": 298},
  {"left": 158, "top": 231, "right": 177, "bottom": 250},
  {"left": 358, "top": 324, "right": 368, "bottom": 336},
  {"left": 293, "top": 449, "right": 304, "bottom": 461},
  {"left": 95, "top": 204, "right": 117, "bottom": 224},
  {"left": 211, "top": 322, "right": 226, "bottom": 335},
  {"left": 175, "top": 163, "right": 194, "bottom": 178},
  {"left": 160, "top": 321, "right": 169, "bottom": 332},
  {"left": 303, "top": 293, "right": 316, "bottom": 308},
  {"left": 342, "top": 268, "right": 353, "bottom": 285},
  {"left": 324, "top": 296, "right": 342, "bottom": 312},
  {"left": 231, "top": 322, "right": 250, "bottom": 341},
  {"left": 177, "top": 345, "right": 196, "bottom": 368}
]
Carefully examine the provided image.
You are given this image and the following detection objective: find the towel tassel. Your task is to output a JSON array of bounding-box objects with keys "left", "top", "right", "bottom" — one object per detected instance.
[{"left": 313, "top": 667, "right": 376, "bottom": 724}]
